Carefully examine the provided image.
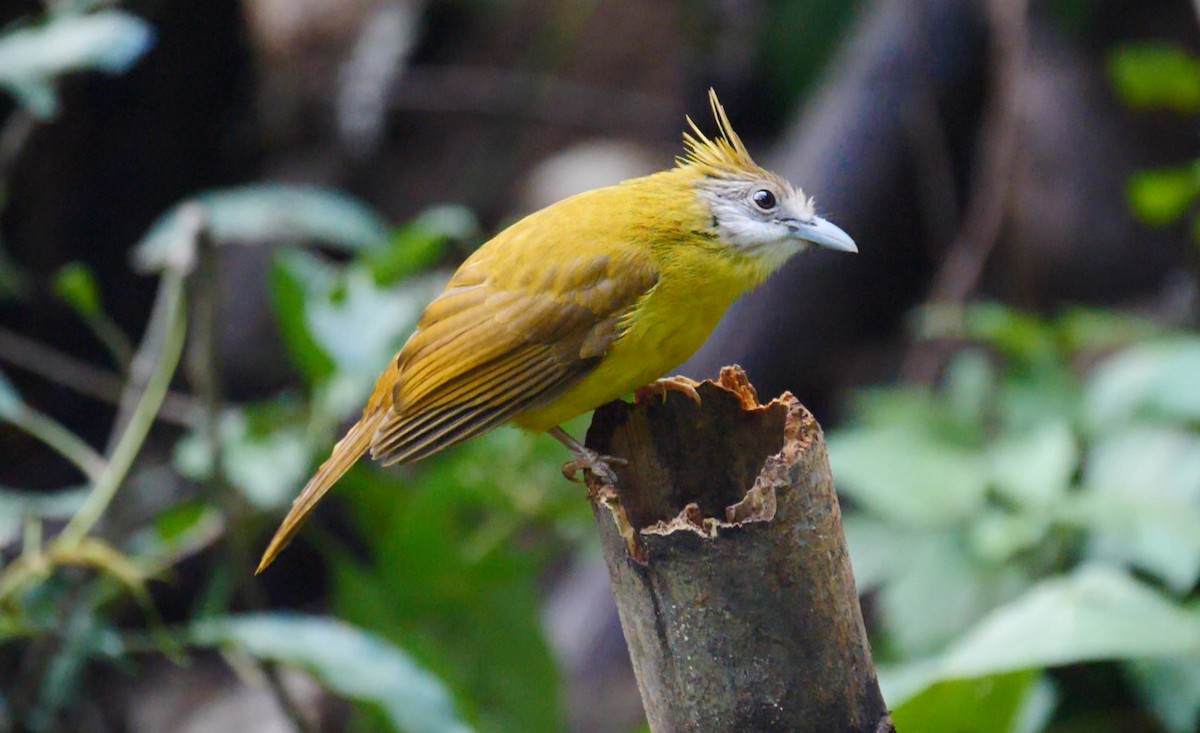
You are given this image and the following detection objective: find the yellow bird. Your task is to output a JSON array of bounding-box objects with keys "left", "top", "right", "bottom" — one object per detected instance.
[{"left": 257, "top": 90, "right": 856, "bottom": 572}]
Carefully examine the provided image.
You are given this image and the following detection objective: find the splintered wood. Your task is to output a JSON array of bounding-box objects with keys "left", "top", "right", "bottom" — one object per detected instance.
[
  {"left": 583, "top": 365, "right": 804, "bottom": 562},
  {"left": 581, "top": 365, "right": 892, "bottom": 733}
]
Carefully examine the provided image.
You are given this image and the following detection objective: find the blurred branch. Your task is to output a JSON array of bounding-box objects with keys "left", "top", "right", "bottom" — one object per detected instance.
[
  {"left": 391, "top": 66, "right": 678, "bottom": 136},
  {"left": 902, "top": 0, "right": 1029, "bottom": 383},
  {"left": 55, "top": 266, "right": 188, "bottom": 549},
  {"left": 183, "top": 215, "right": 315, "bottom": 729},
  {"left": 0, "top": 110, "right": 34, "bottom": 184},
  {"left": 186, "top": 221, "right": 223, "bottom": 490},
  {"left": 81, "top": 310, "right": 135, "bottom": 371},
  {"left": 6, "top": 404, "right": 106, "bottom": 482},
  {"left": 687, "top": 0, "right": 990, "bottom": 401},
  {"left": 185, "top": 214, "right": 256, "bottom": 590},
  {"left": 261, "top": 661, "right": 319, "bottom": 733},
  {"left": 904, "top": 90, "right": 960, "bottom": 257},
  {"left": 336, "top": 2, "right": 420, "bottom": 156},
  {"left": 0, "top": 326, "right": 198, "bottom": 427},
  {"left": 926, "top": 0, "right": 1027, "bottom": 303}
]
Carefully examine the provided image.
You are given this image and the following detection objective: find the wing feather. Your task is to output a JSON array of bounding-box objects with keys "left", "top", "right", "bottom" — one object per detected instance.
[
  {"left": 372, "top": 344, "right": 557, "bottom": 455},
  {"left": 374, "top": 354, "right": 582, "bottom": 465},
  {"left": 369, "top": 245, "right": 658, "bottom": 466}
]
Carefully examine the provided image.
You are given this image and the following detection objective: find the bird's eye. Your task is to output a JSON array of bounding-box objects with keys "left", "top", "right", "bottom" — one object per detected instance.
[{"left": 752, "top": 189, "right": 777, "bottom": 211}]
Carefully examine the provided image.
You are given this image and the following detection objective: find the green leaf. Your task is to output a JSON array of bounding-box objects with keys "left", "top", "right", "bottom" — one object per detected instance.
[
  {"left": 1109, "top": 43, "right": 1200, "bottom": 113},
  {"left": 2, "top": 78, "right": 57, "bottom": 120},
  {"left": 996, "top": 364, "right": 1081, "bottom": 434},
  {"left": 842, "top": 515, "right": 913, "bottom": 594},
  {"left": 1127, "top": 654, "right": 1200, "bottom": 733},
  {"left": 0, "top": 485, "right": 87, "bottom": 547},
  {"left": 0, "top": 10, "right": 154, "bottom": 118},
  {"left": 875, "top": 528, "right": 1031, "bottom": 656},
  {"left": 173, "top": 408, "right": 312, "bottom": 510},
  {"left": 880, "top": 566, "right": 1200, "bottom": 705},
  {"left": 1085, "top": 339, "right": 1200, "bottom": 428},
  {"left": 200, "top": 185, "right": 391, "bottom": 249},
  {"left": 891, "top": 670, "right": 1042, "bottom": 733},
  {"left": 191, "top": 614, "right": 473, "bottom": 733},
  {"left": 1127, "top": 163, "right": 1200, "bottom": 227},
  {"left": 222, "top": 429, "right": 309, "bottom": 510},
  {"left": 844, "top": 386, "right": 980, "bottom": 445},
  {"left": 29, "top": 603, "right": 124, "bottom": 730},
  {"left": 988, "top": 422, "right": 1076, "bottom": 507},
  {"left": 944, "top": 350, "right": 996, "bottom": 430},
  {"left": 331, "top": 436, "right": 567, "bottom": 733},
  {"left": 51, "top": 262, "right": 102, "bottom": 317},
  {"left": 1056, "top": 307, "right": 1162, "bottom": 352},
  {"left": 269, "top": 249, "right": 445, "bottom": 396},
  {"left": 303, "top": 266, "right": 444, "bottom": 394},
  {"left": 828, "top": 427, "right": 989, "bottom": 526},
  {"left": 269, "top": 250, "right": 338, "bottom": 384},
  {"left": 134, "top": 185, "right": 391, "bottom": 271},
  {"left": 968, "top": 511, "right": 1052, "bottom": 564},
  {"left": 1072, "top": 427, "right": 1200, "bottom": 592},
  {"left": 126, "top": 501, "right": 224, "bottom": 571},
  {"left": 963, "top": 303, "right": 1060, "bottom": 367},
  {"left": 367, "top": 205, "right": 479, "bottom": 284}
]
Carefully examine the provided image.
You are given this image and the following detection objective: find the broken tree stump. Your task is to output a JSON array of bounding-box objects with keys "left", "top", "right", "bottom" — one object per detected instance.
[{"left": 584, "top": 366, "right": 892, "bottom": 733}]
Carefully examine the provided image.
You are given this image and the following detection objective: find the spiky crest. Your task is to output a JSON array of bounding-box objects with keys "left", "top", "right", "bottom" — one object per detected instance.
[{"left": 679, "top": 89, "right": 759, "bottom": 177}]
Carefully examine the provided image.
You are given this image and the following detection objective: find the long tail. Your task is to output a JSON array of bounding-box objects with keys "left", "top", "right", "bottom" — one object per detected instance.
[{"left": 256, "top": 410, "right": 386, "bottom": 574}]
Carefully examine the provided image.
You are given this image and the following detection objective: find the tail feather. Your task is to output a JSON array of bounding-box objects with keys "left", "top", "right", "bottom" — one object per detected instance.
[{"left": 256, "top": 411, "right": 386, "bottom": 574}]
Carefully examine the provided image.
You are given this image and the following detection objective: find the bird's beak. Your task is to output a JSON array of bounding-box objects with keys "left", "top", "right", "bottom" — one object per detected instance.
[{"left": 786, "top": 216, "right": 858, "bottom": 253}]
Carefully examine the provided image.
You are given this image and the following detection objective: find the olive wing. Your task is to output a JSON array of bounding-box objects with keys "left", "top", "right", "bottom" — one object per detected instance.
[{"left": 369, "top": 250, "right": 658, "bottom": 466}]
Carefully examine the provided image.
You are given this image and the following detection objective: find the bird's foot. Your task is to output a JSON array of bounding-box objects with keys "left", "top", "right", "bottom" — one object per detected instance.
[
  {"left": 548, "top": 425, "right": 626, "bottom": 486},
  {"left": 634, "top": 375, "right": 702, "bottom": 406},
  {"left": 561, "top": 450, "right": 627, "bottom": 486}
]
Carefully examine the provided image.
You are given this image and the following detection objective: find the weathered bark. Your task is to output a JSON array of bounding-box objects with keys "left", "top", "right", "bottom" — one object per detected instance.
[{"left": 584, "top": 366, "right": 892, "bottom": 733}]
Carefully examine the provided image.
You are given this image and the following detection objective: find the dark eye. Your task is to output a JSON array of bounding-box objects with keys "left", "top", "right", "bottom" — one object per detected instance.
[{"left": 752, "top": 189, "right": 777, "bottom": 211}]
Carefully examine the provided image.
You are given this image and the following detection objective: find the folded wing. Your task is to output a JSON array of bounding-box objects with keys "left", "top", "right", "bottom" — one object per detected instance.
[{"left": 370, "top": 246, "right": 658, "bottom": 465}]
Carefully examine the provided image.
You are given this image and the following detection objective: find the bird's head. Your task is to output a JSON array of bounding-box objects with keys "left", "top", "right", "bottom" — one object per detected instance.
[{"left": 681, "top": 90, "right": 857, "bottom": 269}]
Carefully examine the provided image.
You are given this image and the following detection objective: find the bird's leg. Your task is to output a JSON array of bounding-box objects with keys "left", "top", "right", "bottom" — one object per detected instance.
[
  {"left": 548, "top": 426, "right": 625, "bottom": 486},
  {"left": 634, "top": 374, "right": 703, "bottom": 405}
]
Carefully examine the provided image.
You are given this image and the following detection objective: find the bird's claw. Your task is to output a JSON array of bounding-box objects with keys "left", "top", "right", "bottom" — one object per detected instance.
[
  {"left": 635, "top": 375, "right": 703, "bottom": 406},
  {"left": 561, "top": 452, "right": 627, "bottom": 486}
]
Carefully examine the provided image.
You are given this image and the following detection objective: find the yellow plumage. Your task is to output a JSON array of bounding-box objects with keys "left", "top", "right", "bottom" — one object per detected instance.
[{"left": 257, "top": 91, "right": 856, "bottom": 572}]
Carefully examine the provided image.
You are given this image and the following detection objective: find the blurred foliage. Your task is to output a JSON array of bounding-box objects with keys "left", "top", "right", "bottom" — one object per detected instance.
[
  {"left": 52, "top": 261, "right": 134, "bottom": 367},
  {"left": 890, "top": 670, "right": 1051, "bottom": 733},
  {"left": 0, "top": 6, "right": 153, "bottom": 119},
  {"left": 1109, "top": 44, "right": 1200, "bottom": 114},
  {"left": 328, "top": 430, "right": 585, "bottom": 733},
  {"left": 1108, "top": 42, "right": 1200, "bottom": 243},
  {"left": 0, "top": 135, "right": 586, "bottom": 731},
  {"left": 1045, "top": 0, "right": 1096, "bottom": 36},
  {"left": 0, "top": 3, "right": 788, "bottom": 730},
  {"left": 758, "top": 0, "right": 861, "bottom": 110},
  {"left": 51, "top": 263, "right": 102, "bottom": 318},
  {"left": 4, "top": 0, "right": 1197, "bottom": 731},
  {"left": 831, "top": 303, "right": 1200, "bottom": 732},
  {"left": 190, "top": 614, "right": 473, "bottom": 733},
  {"left": 0, "top": 159, "right": 604, "bottom": 731},
  {"left": 0, "top": 172, "right": 478, "bottom": 731}
]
